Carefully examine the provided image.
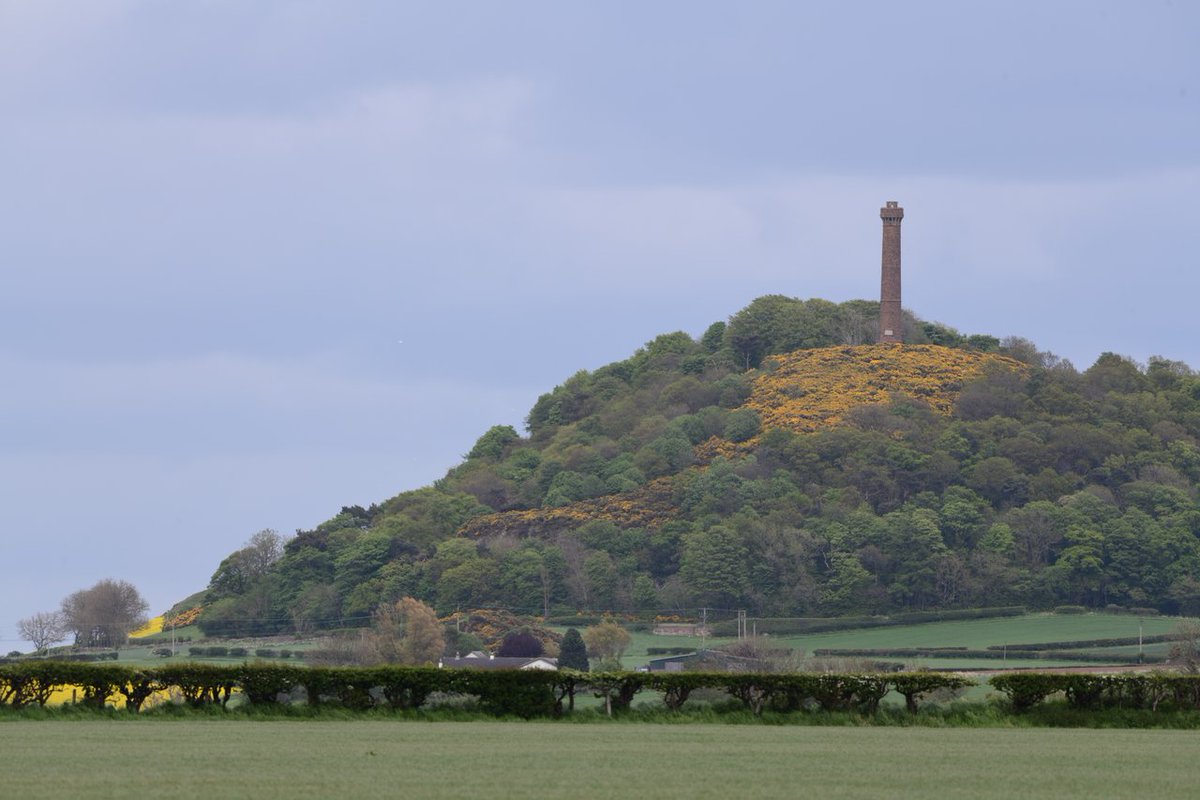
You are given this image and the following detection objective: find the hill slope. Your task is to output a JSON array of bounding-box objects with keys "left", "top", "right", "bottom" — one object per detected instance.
[
  {"left": 461, "top": 344, "right": 1025, "bottom": 538},
  {"left": 187, "top": 296, "right": 1200, "bottom": 636}
]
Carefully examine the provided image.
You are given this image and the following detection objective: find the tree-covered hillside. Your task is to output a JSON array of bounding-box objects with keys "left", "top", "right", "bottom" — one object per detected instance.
[{"left": 191, "top": 296, "right": 1200, "bottom": 635}]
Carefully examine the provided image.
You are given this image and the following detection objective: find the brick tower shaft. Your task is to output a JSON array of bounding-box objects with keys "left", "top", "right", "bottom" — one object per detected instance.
[{"left": 879, "top": 201, "right": 904, "bottom": 343}]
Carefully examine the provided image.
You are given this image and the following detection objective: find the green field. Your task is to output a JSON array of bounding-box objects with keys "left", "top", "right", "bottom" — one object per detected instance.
[
  {"left": 604, "top": 613, "right": 1185, "bottom": 669},
  {"left": 773, "top": 613, "right": 1181, "bottom": 651},
  {"left": 3, "top": 720, "right": 1200, "bottom": 799}
]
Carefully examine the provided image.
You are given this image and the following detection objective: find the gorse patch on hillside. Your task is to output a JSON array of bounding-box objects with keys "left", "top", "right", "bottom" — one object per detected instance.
[
  {"left": 465, "top": 344, "right": 1022, "bottom": 534},
  {"left": 191, "top": 295, "right": 1200, "bottom": 636},
  {"left": 747, "top": 344, "right": 1028, "bottom": 433}
]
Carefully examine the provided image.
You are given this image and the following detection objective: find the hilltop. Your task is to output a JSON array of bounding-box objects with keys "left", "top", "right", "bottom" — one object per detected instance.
[{"left": 186, "top": 295, "right": 1200, "bottom": 636}]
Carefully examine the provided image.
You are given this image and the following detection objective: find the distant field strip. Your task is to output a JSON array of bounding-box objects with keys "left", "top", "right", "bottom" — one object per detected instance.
[
  {"left": 2, "top": 721, "right": 1198, "bottom": 799},
  {"left": 773, "top": 614, "right": 1184, "bottom": 654}
]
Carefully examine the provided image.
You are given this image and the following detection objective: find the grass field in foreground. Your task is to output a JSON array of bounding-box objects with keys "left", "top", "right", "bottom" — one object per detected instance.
[{"left": 3, "top": 721, "right": 1199, "bottom": 799}]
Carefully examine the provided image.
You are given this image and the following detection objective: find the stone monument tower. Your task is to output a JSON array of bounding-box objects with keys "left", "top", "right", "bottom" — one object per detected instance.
[{"left": 878, "top": 200, "right": 904, "bottom": 343}]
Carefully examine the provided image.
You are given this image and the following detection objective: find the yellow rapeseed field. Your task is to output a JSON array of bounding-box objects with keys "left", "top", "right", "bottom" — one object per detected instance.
[{"left": 129, "top": 615, "right": 165, "bottom": 638}]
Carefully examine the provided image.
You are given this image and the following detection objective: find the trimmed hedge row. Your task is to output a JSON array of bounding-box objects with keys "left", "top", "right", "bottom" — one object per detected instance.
[
  {"left": 987, "top": 635, "right": 1175, "bottom": 652},
  {"left": 814, "top": 648, "right": 1166, "bottom": 665},
  {"left": 0, "top": 661, "right": 971, "bottom": 717},
  {"left": 709, "top": 607, "right": 1026, "bottom": 637},
  {"left": 0, "top": 652, "right": 119, "bottom": 665},
  {"left": 990, "top": 673, "right": 1200, "bottom": 712}
]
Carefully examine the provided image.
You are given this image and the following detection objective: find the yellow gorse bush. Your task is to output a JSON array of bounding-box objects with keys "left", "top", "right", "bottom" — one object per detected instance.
[
  {"left": 460, "top": 478, "right": 676, "bottom": 537},
  {"left": 163, "top": 606, "right": 203, "bottom": 628},
  {"left": 745, "top": 344, "right": 1025, "bottom": 436},
  {"left": 462, "top": 344, "right": 1026, "bottom": 537}
]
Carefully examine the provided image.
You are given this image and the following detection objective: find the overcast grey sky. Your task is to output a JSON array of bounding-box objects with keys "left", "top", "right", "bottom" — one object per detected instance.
[{"left": 1, "top": 1, "right": 1196, "bottom": 645}]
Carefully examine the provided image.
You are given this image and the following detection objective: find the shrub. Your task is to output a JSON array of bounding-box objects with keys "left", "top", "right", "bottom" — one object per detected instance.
[
  {"left": 204, "top": 646, "right": 228, "bottom": 657},
  {"left": 990, "top": 673, "right": 1064, "bottom": 711},
  {"left": 237, "top": 664, "right": 304, "bottom": 705},
  {"left": 154, "top": 664, "right": 237, "bottom": 707},
  {"left": 497, "top": 629, "right": 544, "bottom": 658},
  {"left": 255, "top": 649, "right": 278, "bottom": 659},
  {"left": 228, "top": 647, "right": 248, "bottom": 658},
  {"left": 1053, "top": 605, "right": 1088, "bottom": 615}
]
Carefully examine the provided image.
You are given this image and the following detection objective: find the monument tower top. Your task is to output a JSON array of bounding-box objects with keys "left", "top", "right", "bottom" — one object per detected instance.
[{"left": 878, "top": 201, "right": 904, "bottom": 343}]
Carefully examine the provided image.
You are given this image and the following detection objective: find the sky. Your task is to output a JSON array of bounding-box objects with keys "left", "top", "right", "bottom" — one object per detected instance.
[{"left": 1, "top": 1, "right": 1197, "bottom": 647}]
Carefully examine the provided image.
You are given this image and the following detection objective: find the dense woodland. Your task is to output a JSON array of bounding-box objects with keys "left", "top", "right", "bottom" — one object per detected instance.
[{"left": 194, "top": 295, "right": 1200, "bottom": 636}]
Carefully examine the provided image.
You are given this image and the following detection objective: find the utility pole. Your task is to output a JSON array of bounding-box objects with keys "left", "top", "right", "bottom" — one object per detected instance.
[{"left": 700, "top": 608, "right": 707, "bottom": 651}]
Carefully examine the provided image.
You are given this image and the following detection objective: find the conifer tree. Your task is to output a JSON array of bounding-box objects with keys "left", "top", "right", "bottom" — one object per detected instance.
[{"left": 558, "top": 627, "right": 589, "bottom": 671}]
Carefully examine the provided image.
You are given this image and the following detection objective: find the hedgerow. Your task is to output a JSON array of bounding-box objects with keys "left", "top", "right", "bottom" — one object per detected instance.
[
  {"left": 2, "top": 662, "right": 972, "bottom": 717},
  {"left": 708, "top": 607, "right": 1026, "bottom": 637},
  {"left": 986, "top": 635, "right": 1175, "bottom": 652},
  {"left": 813, "top": 647, "right": 1166, "bottom": 664},
  {"left": 989, "top": 673, "right": 1200, "bottom": 712},
  {"left": 8, "top": 662, "right": 1200, "bottom": 721}
]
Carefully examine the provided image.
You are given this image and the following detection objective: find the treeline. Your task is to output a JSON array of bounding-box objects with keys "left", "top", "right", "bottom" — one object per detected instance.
[{"left": 195, "top": 295, "right": 1200, "bottom": 635}]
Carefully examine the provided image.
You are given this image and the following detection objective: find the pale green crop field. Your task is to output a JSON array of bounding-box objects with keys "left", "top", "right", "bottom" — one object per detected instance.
[
  {"left": 771, "top": 613, "right": 1182, "bottom": 652},
  {"left": 607, "top": 613, "right": 1185, "bottom": 669},
  {"left": 3, "top": 720, "right": 1199, "bottom": 799}
]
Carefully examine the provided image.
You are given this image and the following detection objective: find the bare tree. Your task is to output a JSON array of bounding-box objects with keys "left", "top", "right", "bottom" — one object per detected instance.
[
  {"left": 18, "top": 611, "right": 66, "bottom": 653},
  {"left": 1169, "top": 620, "right": 1200, "bottom": 673},
  {"left": 60, "top": 579, "right": 149, "bottom": 648},
  {"left": 244, "top": 528, "right": 284, "bottom": 575},
  {"left": 207, "top": 528, "right": 285, "bottom": 598},
  {"left": 366, "top": 597, "right": 445, "bottom": 665}
]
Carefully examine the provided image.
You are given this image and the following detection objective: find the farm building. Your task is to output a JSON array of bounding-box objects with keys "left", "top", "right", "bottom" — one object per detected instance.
[{"left": 439, "top": 651, "right": 559, "bottom": 670}]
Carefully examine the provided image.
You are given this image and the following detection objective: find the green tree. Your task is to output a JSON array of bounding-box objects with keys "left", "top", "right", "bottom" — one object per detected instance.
[
  {"left": 823, "top": 551, "right": 874, "bottom": 614},
  {"left": 679, "top": 525, "right": 749, "bottom": 606},
  {"left": 631, "top": 574, "right": 659, "bottom": 611},
  {"left": 724, "top": 408, "right": 762, "bottom": 443},
  {"left": 558, "top": 627, "right": 589, "bottom": 671},
  {"left": 290, "top": 583, "right": 340, "bottom": 635},
  {"left": 582, "top": 620, "right": 632, "bottom": 668},
  {"left": 468, "top": 425, "right": 521, "bottom": 461},
  {"left": 206, "top": 529, "right": 286, "bottom": 600}
]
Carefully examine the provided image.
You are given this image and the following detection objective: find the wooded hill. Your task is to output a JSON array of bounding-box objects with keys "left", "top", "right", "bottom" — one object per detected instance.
[{"left": 192, "top": 295, "right": 1200, "bottom": 636}]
